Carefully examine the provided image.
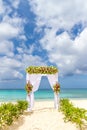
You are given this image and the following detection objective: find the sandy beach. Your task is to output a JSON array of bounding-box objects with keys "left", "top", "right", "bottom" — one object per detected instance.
[{"left": 5, "top": 99, "right": 87, "bottom": 130}]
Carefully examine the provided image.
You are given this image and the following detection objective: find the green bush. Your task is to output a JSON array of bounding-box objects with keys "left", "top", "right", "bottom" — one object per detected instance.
[
  {"left": 60, "top": 99, "right": 87, "bottom": 130},
  {"left": 0, "top": 100, "right": 28, "bottom": 129},
  {"left": 17, "top": 100, "right": 28, "bottom": 114}
]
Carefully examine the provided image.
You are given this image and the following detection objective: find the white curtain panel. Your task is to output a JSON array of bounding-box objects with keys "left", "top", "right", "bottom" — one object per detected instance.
[
  {"left": 26, "top": 92, "right": 34, "bottom": 111},
  {"left": 26, "top": 73, "right": 59, "bottom": 110},
  {"left": 47, "top": 73, "right": 58, "bottom": 89},
  {"left": 26, "top": 73, "right": 58, "bottom": 91},
  {"left": 54, "top": 92, "right": 60, "bottom": 109},
  {"left": 26, "top": 73, "right": 42, "bottom": 92}
]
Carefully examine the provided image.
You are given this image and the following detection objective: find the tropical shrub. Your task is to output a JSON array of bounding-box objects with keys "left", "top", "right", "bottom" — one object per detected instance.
[
  {"left": 60, "top": 99, "right": 87, "bottom": 130},
  {"left": 0, "top": 100, "right": 28, "bottom": 130},
  {"left": 17, "top": 100, "right": 28, "bottom": 114}
]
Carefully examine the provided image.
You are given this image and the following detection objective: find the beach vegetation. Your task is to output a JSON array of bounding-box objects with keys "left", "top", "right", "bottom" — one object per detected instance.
[
  {"left": 0, "top": 100, "right": 28, "bottom": 130},
  {"left": 60, "top": 99, "right": 87, "bottom": 130}
]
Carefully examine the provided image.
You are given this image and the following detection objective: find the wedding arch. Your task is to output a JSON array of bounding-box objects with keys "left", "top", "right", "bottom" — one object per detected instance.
[{"left": 26, "top": 66, "right": 60, "bottom": 111}]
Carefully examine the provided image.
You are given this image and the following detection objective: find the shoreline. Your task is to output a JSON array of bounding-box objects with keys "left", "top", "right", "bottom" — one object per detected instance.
[
  {"left": 0, "top": 97, "right": 87, "bottom": 101},
  {"left": 0, "top": 98, "right": 87, "bottom": 110},
  {"left": 0, "top": 97, "right": 87, "bottom": 102}
]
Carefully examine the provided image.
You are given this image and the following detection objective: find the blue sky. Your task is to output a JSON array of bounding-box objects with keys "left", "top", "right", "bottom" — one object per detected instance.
[{"left": 0, "top": 0, "right": 87, "bottom": 89}]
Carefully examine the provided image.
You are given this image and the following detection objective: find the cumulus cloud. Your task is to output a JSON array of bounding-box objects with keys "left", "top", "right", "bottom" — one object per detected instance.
[
  {"left": 0, "top": 22, "right": 21, "bottom": 40},
  {"left": 0, "top": 67, "right": 23, "bottom": 80},
  {"left": 0, "top": 0, "right": 25, "bottom": 41},
  {"left": 9, "top": 0, "right": 20, "bottom": 9},
  {"left": 0, "top": 0, "right": 12, "bottom": 16},
  {"left": 0, "top": 0, "right": 5, "bottom": 14},
  {"left": 0, "top": 14, "right": 25, "bottom": 40},
  {"left": 0, "top": 53, "right": 45, "bottom": 81},
  {"left": 0, "top": 41, "right": 14, "bottom": 56},
  {"left": 28, "top": 0, "right": 87, "bottom": 76},
  {"left": 0, "top": 40, "right": 46, "bottom": 81},
  {"left": 40, "top": 28, "right": 87, "bottom": 76},
  {"left": 0, "top": 0, "right": 47, "bottom": 82},
  {"left": 0, "top": 0, "right": 26, "bottom": 81},
  {"left": 29, "top": 0, "right": 87, "bottom": 29},
  {"left": 21, "top": 54, "right": 46, "bottom": 69},
  {"left": 0, "top": 56, "right": 23, "bottom": 80}
]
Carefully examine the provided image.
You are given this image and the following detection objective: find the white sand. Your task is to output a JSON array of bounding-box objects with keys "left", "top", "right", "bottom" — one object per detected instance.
[
  {"left": 6, "top": 99, "right": 87, "bottom": 130},
  {"left": 70, "top": 99, "right": 87, "bottom": 109}
]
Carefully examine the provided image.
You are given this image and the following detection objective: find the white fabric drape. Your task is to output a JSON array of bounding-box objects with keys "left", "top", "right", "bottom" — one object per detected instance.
[
  {"left": 26, "top": 73, "right": 58, "bottom": 91},
  {"left": 26, "top": 73, "right": 59, "bottom": 110},
  {"left": 26, "top": 92, "right": 34, "bottom": 111},
  {"left": 54, "top": 92, "right": 60, "bottom": 109},
  {"left": 47, "top": 73, "right": 58, "bottom": 89},
  {"left": 26, "top": 73, "right": 41, "bottom": 92}
]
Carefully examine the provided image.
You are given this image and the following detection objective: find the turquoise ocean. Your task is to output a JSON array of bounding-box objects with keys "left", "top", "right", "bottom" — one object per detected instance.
[{"left": 0, "top": 88, "right": 87, "bottom": 102}]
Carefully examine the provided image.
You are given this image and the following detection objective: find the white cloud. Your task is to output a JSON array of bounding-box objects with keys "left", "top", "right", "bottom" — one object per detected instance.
[
  {"left": 40, "top": 30, "right": 76, "bottom": 76},
  {"left": 0, "top": 0, "right": 20, "bottom": 16},
  {"left": 0, "top": 67, "right": 23, "bottom": 80},
  {"left": 0, "top": 48, "right": 46, "bottom": 81},
  {"left": 17, "top": 43, "right": 36, "bottom": 55},
  {"left": 21, "top": 54, "right": 46, "bottom": 69},
  {"left": 0, "top": 0, "right": 12, "bottom": 16},
  {"left": 0, "top": 0, "right": 26, "bottom": 41},
  {"left": 3, "top": 15, "right": 23, "bottom": 26},
  {"left": 29, "top": 0, "right": 87, "bottom": 30},
  {"left": 0, "top": 54, "right": 46, "bottom": 80},
  {"left": 0, "top": 0, "right": 47, "bottom": 81},
  {"left": 19, "top": 35, "right": 27, "bottom": 41},
  {"left": 28, "top": 0, "right": 87, "bottom": 76},
  {"left": 0, "top": 0, "right": 5, "bottom": 14},
  {"left": 0, "top": 57, "right": 22, "bottom": 69},
  {"left": 0, "top": 22, "right": 21, "bottom": 40},
  {"left": 0, "top": 14, "right": 25, "bottom": 40},
  {"left": 40, "top": 28, "right": 87, "bottom": 76},
  {"left": 9, "top": 0, "right": 20, "bottom": 9},
  {"left": 0, "top": 41, "right": 14, "bottom": 56},
  {"left": 0, "top": 56, "right": 23, "bottom": 80},
  {"left": 0, "top": 15, "right": 25, "bottom": 65}
]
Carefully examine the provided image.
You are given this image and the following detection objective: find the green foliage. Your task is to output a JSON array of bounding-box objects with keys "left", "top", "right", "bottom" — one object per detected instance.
[
  {"left": 26, "top": 66, "right": 58, "bottom": 74},
  {"left": 60, "top": 99, "right": 87, "bottom": 129},
  {"left": 0, "top": 100, "right": 28, "bottom": 129},
  {"left": 17, "top": 100, "right": 28, "bottom": 114}
]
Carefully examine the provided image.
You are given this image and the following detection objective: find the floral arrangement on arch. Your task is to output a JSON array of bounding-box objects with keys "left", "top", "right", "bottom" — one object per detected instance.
[
  {"left": 25, "top": 81, "right": 33, "bottom": 94},
  {"left": 53, "top": 82, "right": 60, "bottom": 93},
  {"left": 26, "top": 66, "right": 58, "bottom": 74}
]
